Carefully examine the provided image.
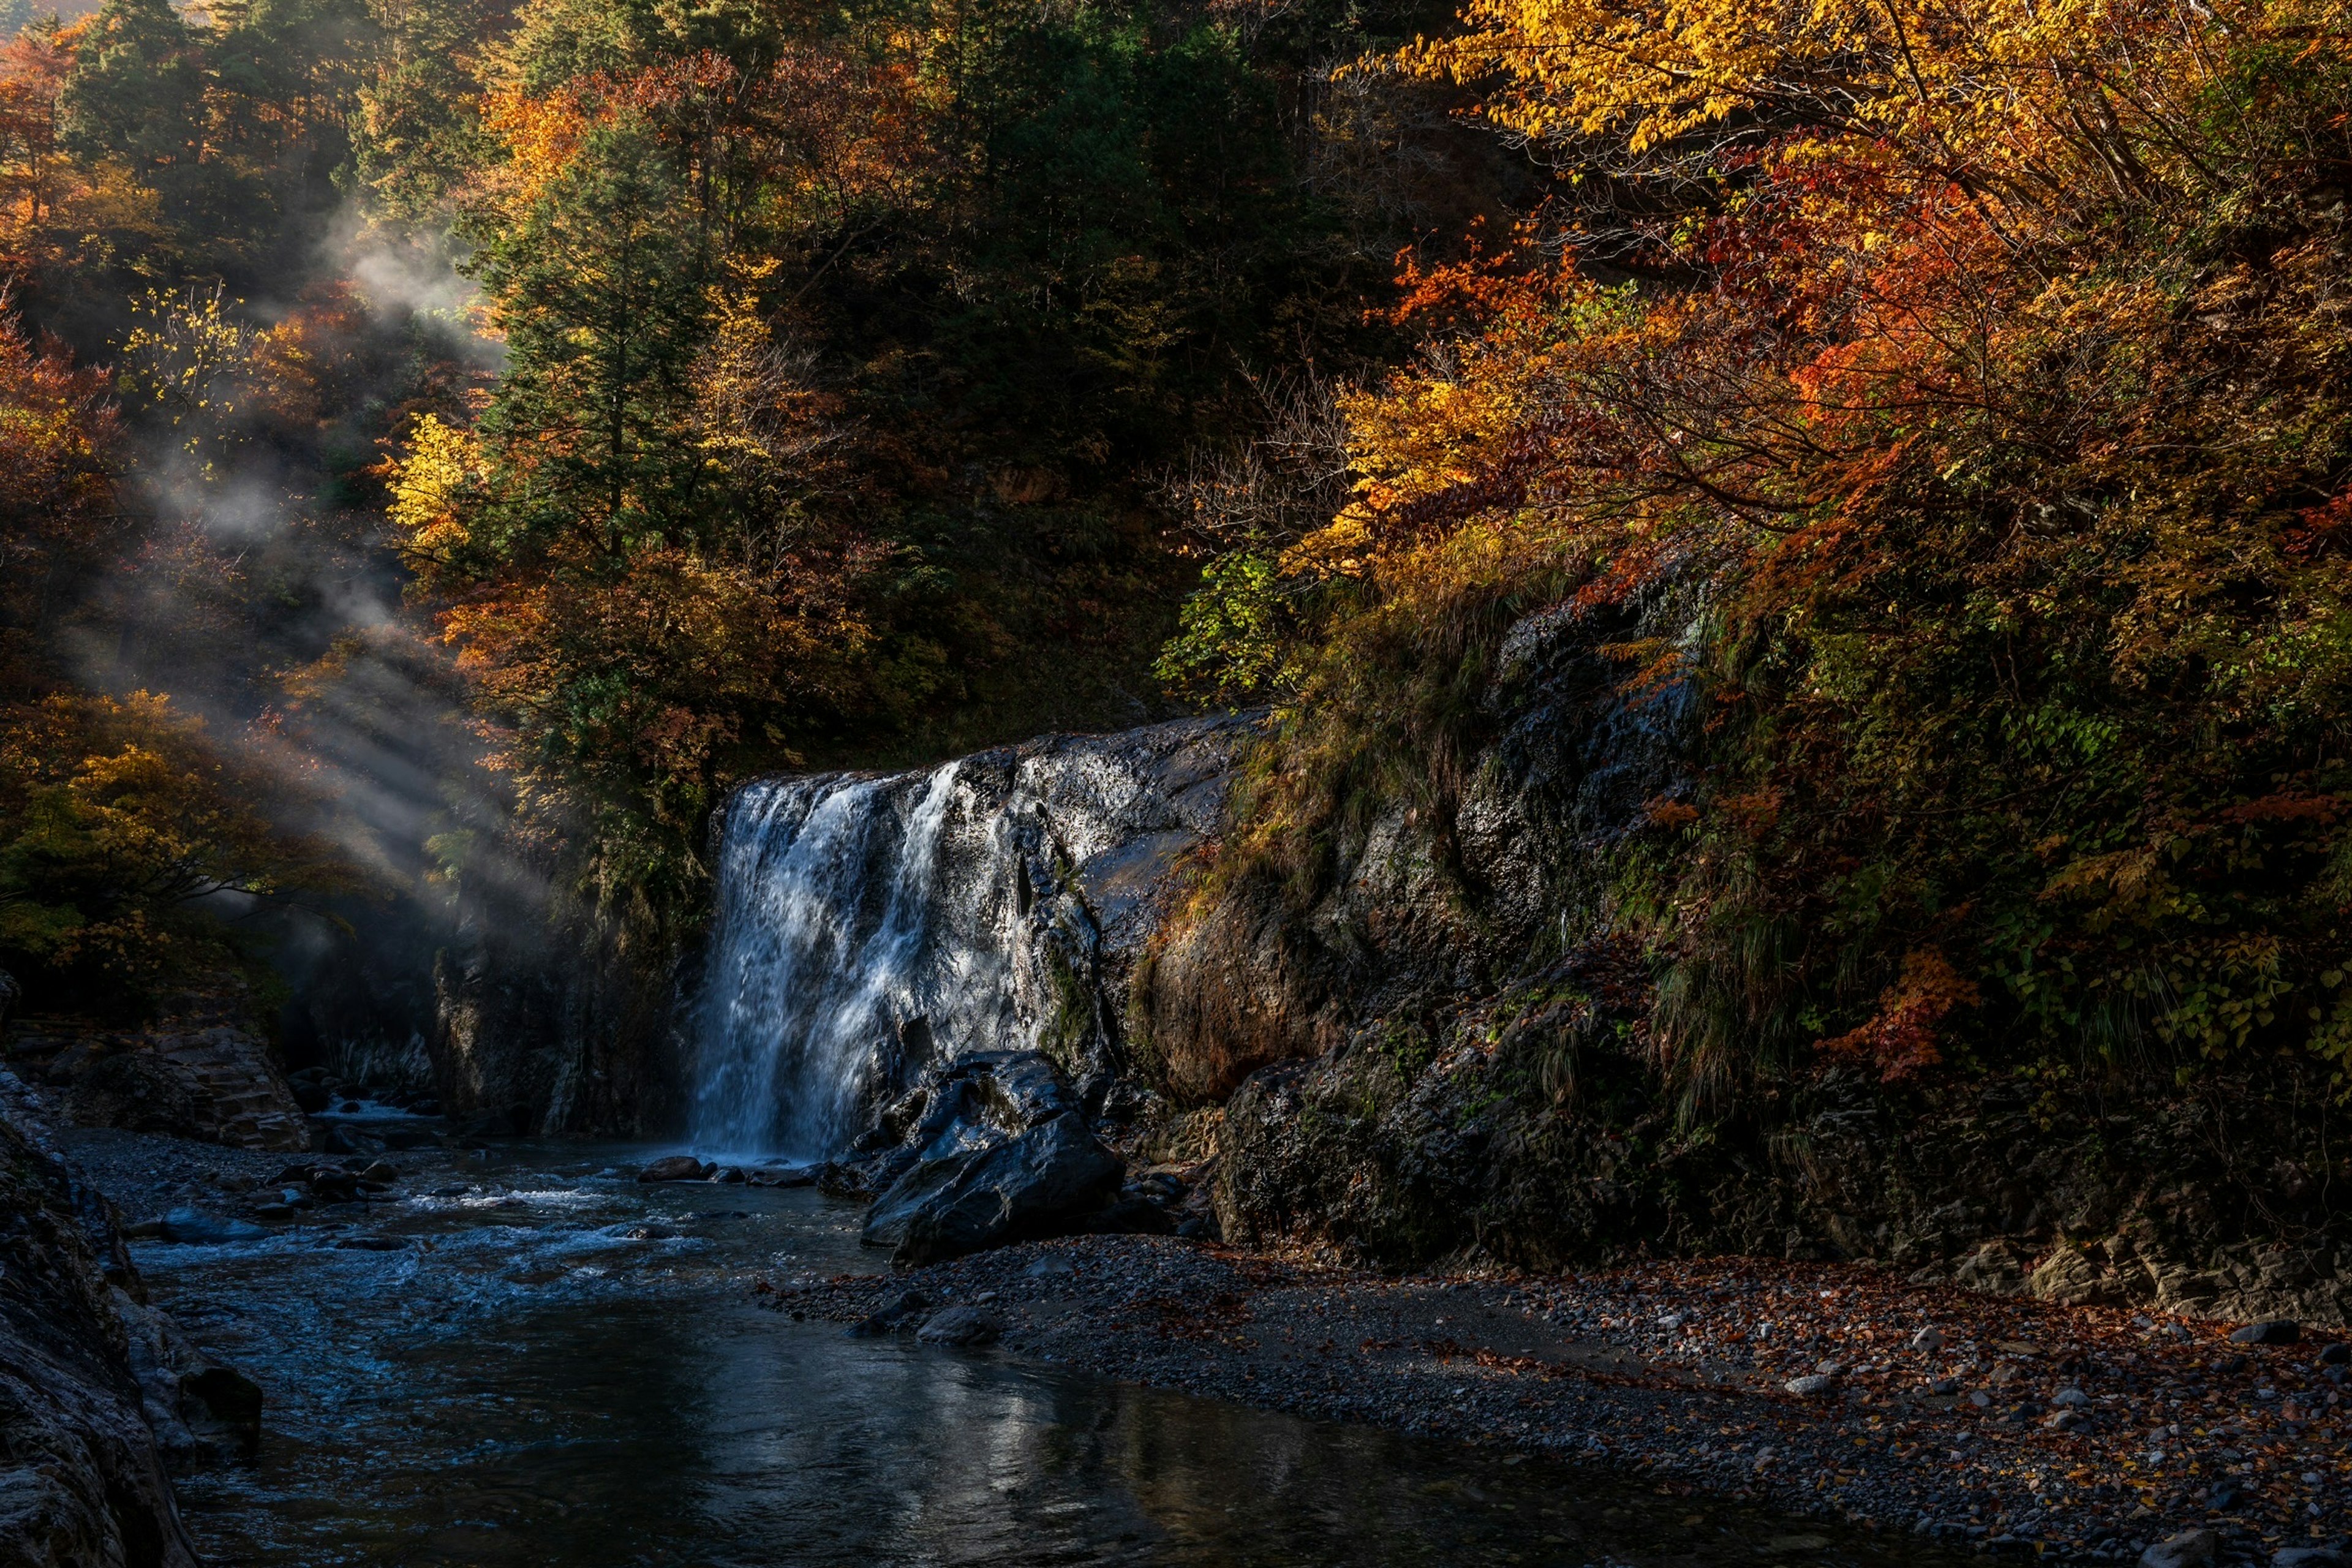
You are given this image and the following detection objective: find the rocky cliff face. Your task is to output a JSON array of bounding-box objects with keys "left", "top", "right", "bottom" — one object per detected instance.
[
  {"left": 1129, "top": 594, "right": 2352, "bottom": 1328},
  {"left": 428, "top": 895, "right": 687, "bottom": 1138},
  {"left": 1131, "top": 590, "right": 1695, "bottom": 1104},
  {"left": 0, "top": 1066, "right": 205, "bottom": 1568},
  {"left": 4, "top": 979, "right": 310, "bottom": 1154}
]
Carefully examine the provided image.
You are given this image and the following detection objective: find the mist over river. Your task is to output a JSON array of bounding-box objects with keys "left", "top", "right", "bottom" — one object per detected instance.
[{"left": 75, "top": 1134, "right": 1937, "bottom": 1568}]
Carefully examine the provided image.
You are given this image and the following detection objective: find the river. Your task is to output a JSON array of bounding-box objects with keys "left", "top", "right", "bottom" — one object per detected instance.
[{"left": 106, "top": 1138, "right": 1947, "bottom": 1567}]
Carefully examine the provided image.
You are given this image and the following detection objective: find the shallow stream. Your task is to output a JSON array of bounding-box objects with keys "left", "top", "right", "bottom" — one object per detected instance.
[{"left": 130, "top": 1142, "right": 1940, "bottom": 1567}]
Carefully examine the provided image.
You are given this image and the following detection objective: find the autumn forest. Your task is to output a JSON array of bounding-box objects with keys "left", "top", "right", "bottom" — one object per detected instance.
[{"left": 0, "top": 0, "right": 2343, "bottom": 1107}]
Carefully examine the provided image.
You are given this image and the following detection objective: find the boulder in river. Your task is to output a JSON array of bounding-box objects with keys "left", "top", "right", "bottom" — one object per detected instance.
[
  {"left": 862, "top": 1112, "right": 1121, "bottom": 1267},
  {"left": 637, "top": 1156, "right": 713, "bottom": 1183}
]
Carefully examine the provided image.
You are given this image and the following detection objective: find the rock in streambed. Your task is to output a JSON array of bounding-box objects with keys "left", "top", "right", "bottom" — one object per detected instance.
[
  {"left": 863, "top": 1112, "right": 1121, "bottom": 1266},
  {"left": 856, "top": 1052, "right": 1128, "bottom": 1265}
]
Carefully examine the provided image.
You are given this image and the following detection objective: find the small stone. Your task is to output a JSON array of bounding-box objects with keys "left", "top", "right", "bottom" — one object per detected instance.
[
  {"left": 2052, "top": 1387, "right": 2092, "bottom": 1408},
  {"left": 916, "top": 1306, "right": 1003, "bottom": 1347},
  {"left": 1969, "top": 1389, "right": 1993, "bottom": 1408},
  {"left": 2231, "top": 1320, "right": 2302, "bottom": 1346},
  {"left": 359, "top": 1161, "right": 398, "bottom": 1183},
  {"left": 1912, "top": 1326, "right": 1946, "bottom": 1352},
  {"left": 2274, "top": 1548, "right": 2351, "bottom": 1567},
  {"left": 1784, "top": 1374, "right": 1837, "bottom": 1397},
  {"left": 158, "top": 1207, "right": 265, "bottom": 1245},
  {"left": 2139, "top": 1529, "right": 2219, "bottom": 1568},
  {"left": 2318, "top": 1343, "right": 2351, "bottom": 1366},
  {"left": 636, "top": 1155, "right": 712, "bottom": 1183}
]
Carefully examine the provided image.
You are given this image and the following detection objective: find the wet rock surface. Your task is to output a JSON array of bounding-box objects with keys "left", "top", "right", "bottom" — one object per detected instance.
[
  {"left": 771, "top": 1234, "right": 2352, "bottom": 1566},
  {"left": 863, "top": 1107, "right": 1122, "bottom": 1265},
  {"left": 0, "top": 1072, "right": 202, "bottom": 1567},
  {"left": 846, "top": 1050, "right": 1129, "bottom": 1265}
]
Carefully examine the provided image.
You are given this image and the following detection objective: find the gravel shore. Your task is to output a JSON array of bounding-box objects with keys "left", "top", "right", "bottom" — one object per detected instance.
[{"left": 761, "top": 1237, "right": 2352, "bottom": 1566}]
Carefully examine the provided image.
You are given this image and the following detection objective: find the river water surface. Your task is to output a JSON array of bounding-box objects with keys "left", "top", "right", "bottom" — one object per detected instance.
[{"left": 127, "top": 1141, "right": 1942, "bottom": 1567}]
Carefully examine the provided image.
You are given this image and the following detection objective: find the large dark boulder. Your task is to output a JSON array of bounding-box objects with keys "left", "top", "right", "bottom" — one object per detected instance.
[{"left": 862, "top": 1112, "right": 1121, "bottom": 1267}]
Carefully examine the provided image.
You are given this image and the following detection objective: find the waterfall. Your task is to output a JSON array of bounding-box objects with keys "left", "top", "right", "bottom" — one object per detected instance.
[
  {"left": 691, "top": 764, "right": 991, "bottom": 1159},
  {"left": 687, "top": 715, "right": 1255, "bottom": 1161}
]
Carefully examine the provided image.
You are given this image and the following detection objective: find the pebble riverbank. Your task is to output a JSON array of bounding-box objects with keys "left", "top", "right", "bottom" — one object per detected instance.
[{"left": 761, "top": 1237, "right": 2352, "bottom": 1566}]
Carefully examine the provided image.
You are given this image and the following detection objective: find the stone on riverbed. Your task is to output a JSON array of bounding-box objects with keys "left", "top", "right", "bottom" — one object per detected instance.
[
  {"left": 157, "top": 1206, "right": 266, "bottom": 1244},
  {"left": 863, "top": 1113, "right": 1121, "bottom": 1267},
  {"left": 636, "top": 1156, "right": 712, "bottom": 1183},
  {"left": 2231, "top": 1319, "right": 2301, "bottom": 1345},
  {"left": 914, "top": 1305, "right": 1002, "bottom": 1346},
  {"left": 2141, "top": 1529, "right": 2219, "bottom": 1567}
]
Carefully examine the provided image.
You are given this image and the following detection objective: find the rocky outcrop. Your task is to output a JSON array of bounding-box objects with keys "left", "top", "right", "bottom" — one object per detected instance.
[
  {"left": 6, "top": 993, "right": 309, "bottom": 1153},
  {"left": 0, "top": 1072, "right": 201, "bottom": 1567},
  {"left": 1133, "top": 590, "right": 1694, "bottom": 1104},
  {"left": 1208, "top": 990, "right": 2352, "bottom": 1326},
  {"left": 857, "top": 1052, "right": 1125, "bottom": 1265},
  {"left": 430, "top": 892, "right": 688, "bottom": 1139}
]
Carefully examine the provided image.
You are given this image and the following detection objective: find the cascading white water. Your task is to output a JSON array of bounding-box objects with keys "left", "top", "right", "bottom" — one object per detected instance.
[
  {"left": 688, "top": 715, "right": 1253, "bottom": 1162},
  {"left": 691, "top": 764, "right": 982, "bottom": 1159}
]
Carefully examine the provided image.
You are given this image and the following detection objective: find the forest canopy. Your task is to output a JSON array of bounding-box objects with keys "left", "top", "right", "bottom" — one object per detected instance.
[
  {"left": 0, "top": 0, "right": 2346, "bottom": 1119},
  {"left": 1180, "top": 0, "right": 2352, "bottom": 1104}
]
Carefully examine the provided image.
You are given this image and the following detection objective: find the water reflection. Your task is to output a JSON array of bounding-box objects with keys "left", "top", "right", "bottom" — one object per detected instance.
[{"left": 143, "top": 1147, "right": 1951, "bottom": 1567}]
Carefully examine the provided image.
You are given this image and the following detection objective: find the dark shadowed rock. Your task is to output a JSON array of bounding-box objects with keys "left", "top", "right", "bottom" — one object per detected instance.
[
  {"left": 0, "top": 1072, "right": 201, "bottom": 1566},
  {"left": 1080, "top": 1196, "right": 1178, "bottom": 1237},
  {"left": 2232, "top": 1320, "right": 2301, "bottom": 1345},
  {"left": 636, "top": 1155, "right": 712, "bottom": 1183},
  {"left": 819, "top": 1148, "right": 919, "bottom": 1200},
  {"left": 863, "top": 1114, "right": 1121, "bottom": 1267},
  {"left": 914, "top": 1305, "right": 1002, "bottom": 1346},
  {"left": 157, "top": 1207, "right": 266, "bottom": 1245},
  {"left": 2141, "top": 1528, "right": 2218, "bottom": 1567}
]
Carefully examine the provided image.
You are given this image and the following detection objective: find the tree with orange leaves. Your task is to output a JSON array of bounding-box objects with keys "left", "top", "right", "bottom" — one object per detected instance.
[{"left": 1185, "top": 0, "right": 2352, "bottom": 1106}]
